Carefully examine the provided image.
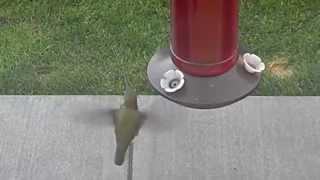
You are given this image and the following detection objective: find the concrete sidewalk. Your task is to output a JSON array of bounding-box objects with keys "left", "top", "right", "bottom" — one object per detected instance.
[{"left": 0, "top": 96, "right": 319, "bottom": 180}]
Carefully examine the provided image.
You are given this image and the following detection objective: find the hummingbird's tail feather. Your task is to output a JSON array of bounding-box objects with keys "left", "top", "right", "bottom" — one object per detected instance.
[{"left": 114, "top": 143, "right": 129, "bottom": 166}]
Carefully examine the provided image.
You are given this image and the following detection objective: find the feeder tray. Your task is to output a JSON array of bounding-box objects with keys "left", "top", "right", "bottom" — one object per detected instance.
[{"left": 147, "top": 47, "right": 261, "bottom": 109}]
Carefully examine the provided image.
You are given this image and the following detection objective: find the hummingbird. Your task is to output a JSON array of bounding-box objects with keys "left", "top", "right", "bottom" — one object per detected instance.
[{"left": 112, "top": 77, "right": 144, "bottom": 166}]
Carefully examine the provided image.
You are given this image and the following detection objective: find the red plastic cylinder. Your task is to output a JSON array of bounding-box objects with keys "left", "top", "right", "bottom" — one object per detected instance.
[{"left": 170, "top": 0, "right": 239, "bottom": 76}]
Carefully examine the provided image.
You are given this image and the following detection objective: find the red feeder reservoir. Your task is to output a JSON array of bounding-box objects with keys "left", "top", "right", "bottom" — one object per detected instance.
[
  {"left": 147, "top": 0, "right": 263, "bottom": 109},
  {"left": 171, "top": 0, "right": 238, "bottom": 76}
]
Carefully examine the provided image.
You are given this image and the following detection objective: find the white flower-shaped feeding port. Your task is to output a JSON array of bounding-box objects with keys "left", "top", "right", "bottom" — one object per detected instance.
[
  {"left": 160, "top": 69, "right": 185, "bottom": 93},
  {"left": 243, "top": 53, "right": 265, "bottom": 74}
]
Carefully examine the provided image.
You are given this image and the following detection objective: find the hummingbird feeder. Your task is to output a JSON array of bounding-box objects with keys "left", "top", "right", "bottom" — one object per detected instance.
[{"left": 147, "top": 0, "right": 264, "bottom": 109}]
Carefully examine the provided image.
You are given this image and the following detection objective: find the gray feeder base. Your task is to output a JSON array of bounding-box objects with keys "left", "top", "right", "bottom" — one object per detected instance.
[{"left": 147, "top": 48, "right": 262, "bottom": 109}]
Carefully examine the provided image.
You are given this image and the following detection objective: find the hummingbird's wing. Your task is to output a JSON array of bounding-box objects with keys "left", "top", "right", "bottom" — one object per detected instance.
[
  {"left": 105, "top": 109, "right": 119, "bottom": 125},
  {"left": 72, "top": 106, "right": 115, "bottom": 127},
  {"left": 139, "top": 112, "right": 148, "bottom": 121},
  {"left": 137, "top": 111, "right": 147, "bottom": 128}
]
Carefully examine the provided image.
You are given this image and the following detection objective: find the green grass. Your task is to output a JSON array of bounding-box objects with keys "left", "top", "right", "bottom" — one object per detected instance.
[{"left": 0, "top": 0, "right": 319, "bottom": 95}]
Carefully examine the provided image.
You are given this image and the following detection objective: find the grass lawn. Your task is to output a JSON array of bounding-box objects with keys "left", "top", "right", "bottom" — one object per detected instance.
[{"left": 0, "top": 0, "right": 319, "bottom": 95}]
